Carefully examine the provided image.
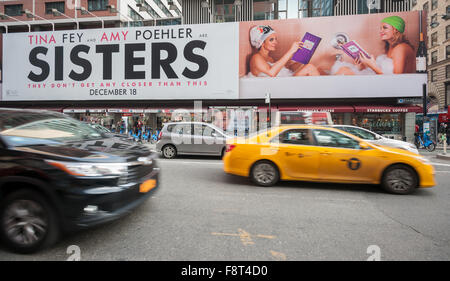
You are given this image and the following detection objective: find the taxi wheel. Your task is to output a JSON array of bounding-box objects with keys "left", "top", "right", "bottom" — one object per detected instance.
[
  {"left": 162, "top": 145, "right": 177, "bottom": 159},
  {"left": 381, "top": 165, "right": 418, "bottom": 195},
  {"left": 251, "top": 161, "right": 279, "bottom": 187}
]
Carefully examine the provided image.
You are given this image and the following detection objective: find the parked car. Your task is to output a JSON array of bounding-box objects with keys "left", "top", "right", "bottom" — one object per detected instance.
[
  {"left": 156, "top": 122, "right": 230, "bottom": 158},
  {"left": 223, "top": 125, "right": 434, "bottom": 194},
  {"left": 330, "top": 125, "right": 419, "bottom": 154},
  {"left": 0, "top": 108, "right": 160, "bottom": 253}
]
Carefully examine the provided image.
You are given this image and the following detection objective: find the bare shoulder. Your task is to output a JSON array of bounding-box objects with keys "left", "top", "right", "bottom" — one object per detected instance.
[
  {"left": 392, "top": 43, "right": 414, "bottom": 56},
  {"left": 250, "top": 53, "right": 266, "bottom": 64}
]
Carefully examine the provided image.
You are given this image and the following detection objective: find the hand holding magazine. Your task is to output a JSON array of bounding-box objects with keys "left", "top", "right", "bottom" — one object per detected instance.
[
  {"left": 291, "top": 32, "right": 322, "bottom": 64},
  {"left": 340, "top": 40, "right": 371, "bottom": 60}
]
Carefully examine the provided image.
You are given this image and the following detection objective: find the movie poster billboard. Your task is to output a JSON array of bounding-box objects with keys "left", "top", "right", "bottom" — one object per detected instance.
[
  {"left": 1, "top": 11, "right": 427, "bottom": 101},
  {"left": 2, "top": 23, "right": 239, "bottom": 101},
  {"left": 239, "top": 11, "right": 427, "bottom": 99}
]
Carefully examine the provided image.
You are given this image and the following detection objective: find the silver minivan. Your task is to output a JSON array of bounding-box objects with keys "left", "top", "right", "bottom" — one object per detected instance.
[
  {"left": 156, "top": 122, "right": 230, "bottom": 158},
  {"left": 332, "top": 125, "right": 419, "bottom": 154}
]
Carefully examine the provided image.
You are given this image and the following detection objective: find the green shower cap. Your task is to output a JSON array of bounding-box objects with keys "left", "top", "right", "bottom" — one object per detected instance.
[{"left": 381, "top": 16, "right": 405, "bottom": 33}]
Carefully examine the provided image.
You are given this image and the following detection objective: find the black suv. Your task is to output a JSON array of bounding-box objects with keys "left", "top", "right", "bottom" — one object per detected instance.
[{"left": 0, "top": 108, "right": 160, "bottom": 253}]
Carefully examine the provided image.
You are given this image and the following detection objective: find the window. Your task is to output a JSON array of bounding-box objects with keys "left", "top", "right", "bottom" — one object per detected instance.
[
  {"left": 312, "top": 129, "right": 360, "bottom": 149},
  {"left": 170, "top": 124, "right": 192, "bottom": 135},
  {"left": 423, "top": 2, "right": 429, "bottom": 12},
  {"left": 446, "top": 83, "right": 450, "bottom": 108},
  {"left": 431, "top": 0, "right": 438, "bottom": 11},
  {"left": 431, "top": 50, "right": 438, "bottom": 64},
  {"left": 431, "top": 14, "right": 438, "bottom": 28},
  {"left": 447, "top": 26, "right": 450, "bottom": 40},
  {"left": 154, "top": 0, "right": 172, "bottom": 18},
  {"left": 156, "top": 18, "right": 181, "bottom": 26},
  {"left": 272, "top": 129, "right": 313, "bottom": 146},
  {"left": 88, "top": 0, "right": 108, "bottom": 11},
  {"left": 128, "top": 6, "right": 143, "bottom": 26},
  {"left": 0, "top": 113, "right": 102, "bottom": 144},
  {"left": 412, "top": 0, "right": 417, "bottom": 7},
  {"left": 278, "top": 0, "right": 287, "bottom": 19},
  {"left": 45, "top": 2, "right": 65, "bottom": 14},
  {"left": 431, "top": 32, "right": 438, "bottom": 47},
  {"left": 447, "top": 45, "right": 450, "bottom": 59},
  {"left": 298, "top": 0, "right": 324, "bottom": 18},
  {"left": 4, "top": 4, "right": 23, "bottom": 16},
  {"left": 253, "top": 0, "right": 275, "bottom": 21},
  {"left": 447, "top": 65, "right": 450, "bottom": 79},
  {"left": 431, "top": 69, "right": 437, "bottom": 82},
  {"left": 340, "top": 127, "right": 377, "bottom": 140}
]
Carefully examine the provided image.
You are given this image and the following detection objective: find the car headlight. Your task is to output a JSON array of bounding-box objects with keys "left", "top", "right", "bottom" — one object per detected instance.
[{"left": 46, "top": 160, "right": 128, "bottom": 177}]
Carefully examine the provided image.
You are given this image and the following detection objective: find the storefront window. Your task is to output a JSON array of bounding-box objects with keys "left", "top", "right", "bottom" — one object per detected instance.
[
  {"left": 353, "top": 114, "right": 403, "bottom": 137},
  {"left": 331, "top": 113, "right": 345, "bottom": 125}
]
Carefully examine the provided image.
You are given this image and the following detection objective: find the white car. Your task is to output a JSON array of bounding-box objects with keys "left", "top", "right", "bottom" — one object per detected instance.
[{"left": 331, "top": 125, "right": 419, "bottom": 154}]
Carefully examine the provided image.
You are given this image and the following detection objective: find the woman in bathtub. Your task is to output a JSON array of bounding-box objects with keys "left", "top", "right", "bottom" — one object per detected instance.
[
  {"left": 333, "top": 16, "right": 415, "bottom": 75},
  {"left": 248, "top": 25, "right": 320, "bottom": 77}
]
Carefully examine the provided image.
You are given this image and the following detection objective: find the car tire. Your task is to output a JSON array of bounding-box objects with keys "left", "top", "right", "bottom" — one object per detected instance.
[
  {"left": 162, "top": 144, "right": 177, "bottom": 159},
  {"left": 250, "top": 161, "right": 279, "bottom": 187},
  {"left": 381, "top": 165, "right": 418, "bottom": 195},
  {"left": 0, "top": 189, "right": 60, "bottom": 254},
  {"left": 221, "top": 147, "right": 226, "bottom": 159}
]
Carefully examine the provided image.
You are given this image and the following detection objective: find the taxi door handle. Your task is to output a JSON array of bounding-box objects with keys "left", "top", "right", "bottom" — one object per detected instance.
[
  {"left": 320, "top": 152, "right": 331, "bottom": 156},
  {"left": 298, "top": 153, "right": 311, "bottom": 158}
]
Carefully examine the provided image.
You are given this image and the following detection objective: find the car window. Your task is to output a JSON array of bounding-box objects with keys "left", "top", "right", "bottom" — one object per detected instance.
[
  {"left": 271, "top": 129, "right": 313, "bottom": 146},
  {"left": 312, "top": 129, "right": 360, "bottom": 149},
  {"left": 0, "top": 115, "right": 103, "bottom": 145},
  {"left": 170, "top": 124, "right": 192, "bottom": 135},
  {"left": 166, "top": 125, "right": 175, "bottom": 132},
  {"left": 344, "top": 127, "right": 376, "bottom": 140},
  {"left": 202, "top": 125, "right": 216, "bottom": 137}
]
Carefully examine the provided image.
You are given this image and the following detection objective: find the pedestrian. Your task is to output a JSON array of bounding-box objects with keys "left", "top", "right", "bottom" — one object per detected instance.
[
  {"left": 446, "top": 123, "right": 450, "bottom": 146},
  {"left": 438, "top": 123, "right": 445, "bottom": 144}
]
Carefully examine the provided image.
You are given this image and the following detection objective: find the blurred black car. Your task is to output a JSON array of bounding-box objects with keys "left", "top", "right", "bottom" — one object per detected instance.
[{"left": 0, "top": 108, "right": 160, "bottom": 253}]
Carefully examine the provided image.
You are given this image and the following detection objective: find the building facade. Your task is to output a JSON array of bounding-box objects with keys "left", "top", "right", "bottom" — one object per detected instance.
[
  {"left": 0, "top": 0, "right": 182, "bottom": 32},
  {"left": 412, "top": 0, "right": 450, "bottom": 113},
  {"left": 0, "top": 0, "right": 432, "bottom": 142}
]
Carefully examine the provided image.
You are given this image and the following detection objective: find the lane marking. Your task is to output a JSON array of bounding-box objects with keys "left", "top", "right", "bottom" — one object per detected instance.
[
  {"left": 270, "top": 250, "right": 287, "bottom": 261},
  {"left": 431, "top": 162, "right": 450, "bottom": 167},
  {"left": 211, "top": 228, "right": 276, "bottom": 247},
  {"left": 158, "top": 160, "right": 222, "bottom": 165}
]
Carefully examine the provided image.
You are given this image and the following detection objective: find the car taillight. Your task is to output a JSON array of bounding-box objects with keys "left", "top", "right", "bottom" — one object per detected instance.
[
  {"left": 158, "top": 131, "right": 163, "bottom": 140},
  {"left": 226, "top": 144, "right": 236, "bottom": 153}
]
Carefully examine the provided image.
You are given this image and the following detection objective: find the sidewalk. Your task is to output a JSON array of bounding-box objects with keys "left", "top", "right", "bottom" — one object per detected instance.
[{"left": 419, "top": 145, "right": 450, "bottom": 161}]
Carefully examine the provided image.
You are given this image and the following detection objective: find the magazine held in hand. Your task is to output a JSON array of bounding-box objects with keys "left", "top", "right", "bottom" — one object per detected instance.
[{"left": 291, "top": 32, "right": 321, "bottom": 64}]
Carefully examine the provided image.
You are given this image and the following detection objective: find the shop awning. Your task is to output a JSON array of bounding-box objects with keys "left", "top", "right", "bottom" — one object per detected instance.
[
  {"left": 30, "top": 107, "right": 65, "bottom": 112},
  {"left": 276, "top": 106, "right": 354, "bottom": 113},
  {"left": 63, "top": 108, "right": 107, "bottom": 113},
  {"left": 354, "top": 106, "right": 423, "bottom": 113},
  {"left": 107, "top": 108, "right": 145, "bottom": 113}
]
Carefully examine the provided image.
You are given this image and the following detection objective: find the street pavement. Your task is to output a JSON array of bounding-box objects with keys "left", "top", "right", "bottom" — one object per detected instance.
[{"left": 1, "top": 145, "right": 449, "bottom": 261}]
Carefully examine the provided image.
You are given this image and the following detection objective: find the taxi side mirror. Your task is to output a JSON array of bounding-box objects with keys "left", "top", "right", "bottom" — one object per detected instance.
[{"left": 359, "top": 142, "right": 370, "bottom": 150}]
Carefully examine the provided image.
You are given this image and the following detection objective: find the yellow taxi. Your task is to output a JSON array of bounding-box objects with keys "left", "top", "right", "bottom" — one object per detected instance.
[{"left": 223, "top": 125, "right": 435, "bottom": 194}]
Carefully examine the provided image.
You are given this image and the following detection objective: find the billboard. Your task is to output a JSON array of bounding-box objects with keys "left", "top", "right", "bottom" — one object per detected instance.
[
  {"left": 2, "top": 23, "right": 239, "bottom": 101},
  {"left": 2, "top": 11, "right": 427, "bottom": 101},
  {"left": 239, "top": 11, "right": 427, "bottom": 99}
]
